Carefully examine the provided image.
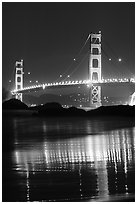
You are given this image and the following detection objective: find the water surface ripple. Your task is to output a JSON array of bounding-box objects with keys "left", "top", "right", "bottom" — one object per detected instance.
[{"left": 3, "top": 116, "right": 135, "bottom": 201}]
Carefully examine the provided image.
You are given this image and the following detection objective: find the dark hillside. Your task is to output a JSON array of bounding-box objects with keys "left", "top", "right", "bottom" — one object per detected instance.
[{"left": 2, "top": 99, "right": 28, "bottom": 110}]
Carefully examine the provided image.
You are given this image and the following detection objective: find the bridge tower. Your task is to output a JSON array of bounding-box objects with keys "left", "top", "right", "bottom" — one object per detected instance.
[
  {"left": 15, "top": 59, "right": 24, "bottom": 101},
  {"left": 89, "top": 31, "right": 102, "bottom": 107}
]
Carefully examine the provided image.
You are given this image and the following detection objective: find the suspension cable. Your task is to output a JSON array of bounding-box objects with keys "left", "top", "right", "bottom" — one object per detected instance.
[
  {"left": 104, "top": 36, "right": 134, "bottom": 76},
  {"left": 63, "top": 51, "right": 90, "bottom": 81},
  {"left": 102, "top": 36, "right": 133, "bottom": 76},
  {"left": 63, "top": 36, "right": 98, "bottom": 80},
  {"left": 54, "top": 34, "right": 91, "bottom": 82},
  {"left": 76, "top": 34, "right": 91, "bottom": 57}
]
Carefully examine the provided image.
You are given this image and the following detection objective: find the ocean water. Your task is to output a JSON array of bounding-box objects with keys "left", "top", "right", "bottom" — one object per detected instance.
[{"left": 3, "top": 116, "right": 135, "bottom": 201}]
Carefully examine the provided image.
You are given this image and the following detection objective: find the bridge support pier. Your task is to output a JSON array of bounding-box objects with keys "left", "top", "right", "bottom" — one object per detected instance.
[
  {"left": 90, "top": 85, "right": 101, "bottom": 108},
  {"left": 89, "top": 31, "right": 102, "bottom": 108},
  {"left": 15, "top": 59, "right": 24, "bottom": 102}
]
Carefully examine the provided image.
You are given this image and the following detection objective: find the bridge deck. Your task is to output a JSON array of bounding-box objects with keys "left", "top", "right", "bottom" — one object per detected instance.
[{"left": 11, "top": 80, "right": 135, "bottom": 94}]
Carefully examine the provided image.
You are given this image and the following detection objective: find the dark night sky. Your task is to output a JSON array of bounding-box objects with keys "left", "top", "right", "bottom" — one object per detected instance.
[{"left": 2, "top": 2, "right": 135, "bottom": 91}]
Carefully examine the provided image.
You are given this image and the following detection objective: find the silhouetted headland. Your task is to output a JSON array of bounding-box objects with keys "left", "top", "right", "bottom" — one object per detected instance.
[
  {"left": 2, "top": 98, "right": 28, "bottom": 110},
  {"left": 2, "top": 99, "right": 135, "bottom": 118},
  {"left": 2, "top": 98, "right": 30, "bottom": 116}
]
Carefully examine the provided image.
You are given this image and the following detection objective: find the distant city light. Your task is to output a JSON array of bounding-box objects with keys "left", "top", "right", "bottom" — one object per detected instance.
[
  {"left": 60, "top": 75, "right": 62, "bottom": 77},
  {"left": 67, "top": 75, "right": 70, "bottom": 78},
  {"left": 28, "top": 72, "right": 31, "bottom": 74},
  {"left": 9, "top": 80, "right": 11, "bottom": 82},
  {"left": 30, "top": 80, "right": 32, "bottom": 83},
  {"left": 36, "top": 80, "right": 38, "bottom": 83},
  {"left": 73, "top": 58, "right": 76, "bottom": 61},
  {"left": 30, "top": 104, "right": 36, "bottom": 107},
  {"left": 118, "top": 58, "right": 122, "bottom": 62},
  {"left": 109, "top": 58, "right": 111, "bottom": 61}
]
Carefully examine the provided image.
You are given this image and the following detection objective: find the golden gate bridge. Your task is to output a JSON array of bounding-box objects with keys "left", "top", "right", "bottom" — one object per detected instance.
[{"left": 11, "top": 31, "right": 135, "bottom": 107}]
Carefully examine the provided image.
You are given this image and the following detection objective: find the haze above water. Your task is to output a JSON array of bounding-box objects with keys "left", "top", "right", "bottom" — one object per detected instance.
[{"left": 3, "top": 116, "right": 135, "bottom": 202}]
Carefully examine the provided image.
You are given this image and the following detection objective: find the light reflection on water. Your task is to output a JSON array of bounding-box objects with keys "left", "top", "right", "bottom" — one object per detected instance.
[{"left": 3, "top": 117, "right": 135, "bottom": 201}]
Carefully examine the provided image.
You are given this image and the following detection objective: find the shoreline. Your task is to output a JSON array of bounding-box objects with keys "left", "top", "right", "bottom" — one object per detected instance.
[{"left": 2, "top": 109, "right": 135, "bottom": 119}]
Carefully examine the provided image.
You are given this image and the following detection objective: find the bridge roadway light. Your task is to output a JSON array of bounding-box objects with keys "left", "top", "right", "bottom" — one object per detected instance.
[{"left": 118, "top": 58, "right": 122, "bottom": 62}]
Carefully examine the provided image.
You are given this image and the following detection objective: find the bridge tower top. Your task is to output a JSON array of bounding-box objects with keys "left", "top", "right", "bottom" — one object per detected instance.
[{"left": 90, "top": 31, "right": 101, "bottom": 44}]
